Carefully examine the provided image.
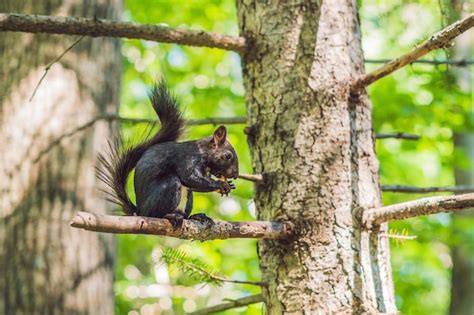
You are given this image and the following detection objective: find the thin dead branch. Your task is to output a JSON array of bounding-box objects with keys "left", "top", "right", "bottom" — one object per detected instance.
[
  {"left": 190, "top": 294, "right": 264, "bottom": 315},
  {"left": 352, "top": 14, "right": 474, "bottom": 91},
  {"left": 375, "top": 133, "right": 420, "bottom": 140},
  {"left": 32, "top": 114, "right": 246, "bottom": 164},
  {"left": 70, "top": 211, "right": 293, "bottom": 240},
  {"left": 381, "top": 185, "right": 474, "bottom": 194},
  {"left": 238, "top": 174, "right": 263, "bottom": 182},
  {"left": 33, "top": 116, "right": 103, "bottom": 164},
  {"left": 29, "top": 35, "right": 85, "bottom": 102},
  {"left": 364, "top": 59, "right": 473, "bottom": 66},
  {"left": 0, "top": 13, "right": 245, "bottom": 52},
  {"left": 101, "top": 114, "right": 246, "bottom": 125},
  {"left": 33, "top": 112, "right": 418, "bottom": 165},
  {"left": 363, "top": 193, "right": 474, "bottom": 228}
]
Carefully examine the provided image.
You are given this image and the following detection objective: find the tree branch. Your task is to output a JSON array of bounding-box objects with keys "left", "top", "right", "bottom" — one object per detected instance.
[
  {"left": 190, "top": 294, "right": 264, "bottom": 315},
  {"left": 101, "top": 114, "right": 247, "bottom": 125},
  {"left": 363, "top": 193, "right": 474, "bottom": 227},
  {"left": 70, "top": 211, "right": 293, "bottom": 240},
  {"left": 381, "top": 185, "right": 474, "bottom": 194},
  {"left": 98, "top": 114, "right": 247, "bottom": 125},
  {"left": 364, "top": 59, "right": 474, "bottom": 66},
  {"left": 375, "top": 132, "right": 419, "bottom": 140},
  {"left": 0, "top": 13, "right": 245, "bottom": 52},
  {"left": 30, "top": 35, "right": 85, "bottom": 102},
  {"left": 32, "top": 114, "right": 246, "bottom": 164},
  {"left": 352, "top": 14, "right": 474, "bottom": 91},
  {"left": 238, "top": 174, "right": 263, "bottom": 182},
  {"left": 33, "top": 112, "right": 414, "bottom": 164},
  {"left": 33, "top": 115, "right": 104, "bottom": 163}
]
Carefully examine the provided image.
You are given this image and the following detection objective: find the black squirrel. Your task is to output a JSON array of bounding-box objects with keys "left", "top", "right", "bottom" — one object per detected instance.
[{"left": 97, "top": 80, "right": 239, "bottom": 227}]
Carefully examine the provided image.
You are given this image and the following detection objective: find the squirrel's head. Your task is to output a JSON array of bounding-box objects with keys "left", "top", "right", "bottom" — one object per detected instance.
[{"left": 203, "top": 126, "right": 239, "bottom": 180}]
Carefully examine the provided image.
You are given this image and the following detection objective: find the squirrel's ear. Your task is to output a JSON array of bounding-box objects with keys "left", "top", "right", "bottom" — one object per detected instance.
[{"left": 212, "top": 125, "right": 227, "bottom": 147}]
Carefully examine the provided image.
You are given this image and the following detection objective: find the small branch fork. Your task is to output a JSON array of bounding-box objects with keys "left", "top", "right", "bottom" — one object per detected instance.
[
  {"left": 352, "top": 13, "right": 474, "bottom": 91},
  {"left": 2, "top": 13, "right": 471, "bottom": 73},
  {"left": 29, "top": 35, "right": 85, "bottom": 101},
  {"left": 363, "top": 193, "right": 474, "bottom": 228},
  {"left": 0, "top": 13, "right": 245, "bottom": 52},
  {"left": 70, "top": 211, "right": 293, "bottom": 241},
  {"left": 190, "top": 294, "right": 264, "bottom": 315}
]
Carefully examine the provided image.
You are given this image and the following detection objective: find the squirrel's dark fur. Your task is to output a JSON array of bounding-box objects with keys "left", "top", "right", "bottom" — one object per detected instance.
[{"left": 97, "top": 81, "right": 238, "bottom": 225}]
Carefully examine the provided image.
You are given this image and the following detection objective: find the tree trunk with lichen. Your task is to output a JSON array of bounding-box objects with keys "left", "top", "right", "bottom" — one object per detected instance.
[
  {"left": 0, "top": 0, "right": 121, "bottom": 314},
  {"left": 237, "top": 0, "right": 397, "bottom": 313}
]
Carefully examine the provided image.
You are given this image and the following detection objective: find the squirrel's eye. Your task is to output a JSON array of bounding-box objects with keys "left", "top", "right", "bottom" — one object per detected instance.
[{"left": 225, "top": 152, "right": 233, "bottom": 160}]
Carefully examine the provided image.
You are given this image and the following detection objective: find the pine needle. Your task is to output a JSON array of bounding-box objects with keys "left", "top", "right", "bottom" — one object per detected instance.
[
  {"left": 381, "top": 228, "right": 417, "bottom": 246},
  {"left": 154, "top": 247, "right": 265, "bottom": 287}
]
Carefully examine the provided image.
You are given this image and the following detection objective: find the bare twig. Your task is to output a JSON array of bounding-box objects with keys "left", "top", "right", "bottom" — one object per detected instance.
[
  {"left": 102, "top": 114, "right": 247, "bottom": 125},
  {"left": 238, "top": 174, "right": 263, "bottom": 182},
  {"left": 33, "top": 111, "right": 418, "bottom": 164},
  {"left": 32, "top": 114, "right": 246, "bottom": 164},
  {"left": 190, "top": 294, "right": 264, "bottom": 315},
  {"left": 206, "top": 274, "right": 265, "bottom": 287},
  {"left": 364, "top": 59, "right": 473, "bottom": 66},
  {"left": 363, "top": 193, "right": 474, "bottom": 227},
  {"left": 381, "top": 185, "right": 474, "bottom": 194},
  {"left": 352, "top": 14, "right": 474, "bottom": 91},
  {"left": 187, "top": 116, "right": 246, "bottom": 125},
  {"left": 0, "top": 13, "right": 245, "bottom": 52},
  {"left": 236, "top": 174, "right": 474, "bottom": 196},
  {"left": 33, "top": 115, "right": 103, "bottom": 164},
  {"left": 99, "top": 114, "right": 247, "bottom": 125},
  {"left": 379, "top": 234, "right": 417, "bottom": 241},
  {"left": 70, "top": 211, "right": 293, "bottom": 240},
  {"left": 29, "top": 35, "right": 84, "bottom": 102},
  {"left": 237, "top": 175, "right": 474, "bottom": 196},
  {"left": 375, "top": 133, "right": 420, "bottom": 140}
]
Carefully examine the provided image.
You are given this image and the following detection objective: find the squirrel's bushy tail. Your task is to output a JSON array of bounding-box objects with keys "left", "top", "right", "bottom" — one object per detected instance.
[{"left": 96, "top": 80, "right": 185, "bottom": 215}]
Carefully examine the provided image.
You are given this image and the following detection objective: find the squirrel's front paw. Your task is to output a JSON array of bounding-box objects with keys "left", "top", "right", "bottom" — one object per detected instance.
[{"left": 217, "top": 181, "right": 235, "bottom": 196}]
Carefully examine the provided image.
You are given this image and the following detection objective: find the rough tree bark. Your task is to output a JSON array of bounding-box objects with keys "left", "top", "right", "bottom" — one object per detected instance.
[
  {"left": 447, "top": 2, "right": 474, "bottom": 314},
  {"left": 0, "top": 0, "right": 121, "bottom": 314},
  {"left": 238, "top": 0, "right": 396, "bottom": 313},
  {"left": 450, "top": 134, "right": 474, "bottom": 315}
]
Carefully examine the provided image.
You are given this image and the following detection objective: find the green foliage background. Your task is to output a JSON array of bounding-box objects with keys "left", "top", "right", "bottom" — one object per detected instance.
[{"left": 113, "top": 1, "right": 473, "bottom": 314}]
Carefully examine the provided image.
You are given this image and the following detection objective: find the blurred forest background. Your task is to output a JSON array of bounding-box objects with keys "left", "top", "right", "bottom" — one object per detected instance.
[{"left": 111, "top": 0, "right": 473, "bottom": 314}]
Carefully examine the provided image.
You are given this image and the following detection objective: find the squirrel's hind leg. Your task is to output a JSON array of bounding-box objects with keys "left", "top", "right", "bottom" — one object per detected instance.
[
  {"left": 184, "top": 189, "right": 214, "bottom": 226},
  {"left": 137, "top": 174, "right": 182, "bottom": 218}
]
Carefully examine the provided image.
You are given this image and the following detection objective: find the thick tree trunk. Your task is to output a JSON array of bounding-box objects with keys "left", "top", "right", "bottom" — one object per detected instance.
[
  {"left": 0, "top": 1, "right": 121, "bottom": 314},
  {"left": 447, "top": 2, "right": 474, "bottom": 314},
  {"left": 237, "top": 0, "right": 396, "bottom": 313},
  {"left": 450, "top": 134, "right": 474, "bottom": 315}
]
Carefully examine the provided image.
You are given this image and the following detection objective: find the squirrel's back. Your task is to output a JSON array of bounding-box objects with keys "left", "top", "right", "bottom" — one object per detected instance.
[{"left": 96, "top": 80, "right": 185, "bottom": 215}]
